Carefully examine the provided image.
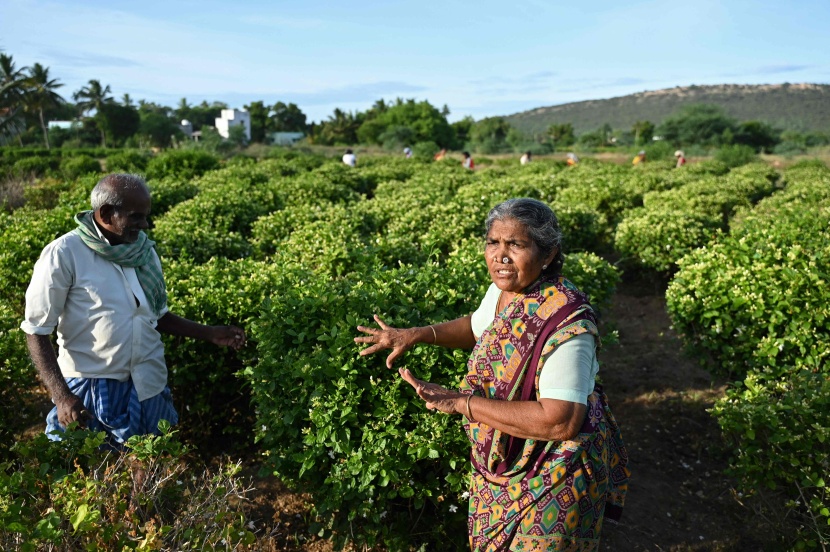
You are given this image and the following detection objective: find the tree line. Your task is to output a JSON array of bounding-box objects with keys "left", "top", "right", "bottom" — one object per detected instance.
[{"left": 2, "top": 52, "right": 828, "bottom": 156}]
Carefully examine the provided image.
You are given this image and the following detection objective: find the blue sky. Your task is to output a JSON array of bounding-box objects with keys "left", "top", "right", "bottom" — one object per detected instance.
[{"left": 3, "top": 0, "right": 829, "bottom": 123}]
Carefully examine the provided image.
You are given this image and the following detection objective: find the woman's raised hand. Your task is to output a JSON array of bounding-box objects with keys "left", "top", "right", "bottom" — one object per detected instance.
[{"left": 355, "top": 314, "right": 419, "bottom": 368}]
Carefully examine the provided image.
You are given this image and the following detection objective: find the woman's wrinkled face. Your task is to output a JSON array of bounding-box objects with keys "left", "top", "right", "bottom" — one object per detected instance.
[{"left": 485, "top": 218, "right": 555, "bottom": 294}]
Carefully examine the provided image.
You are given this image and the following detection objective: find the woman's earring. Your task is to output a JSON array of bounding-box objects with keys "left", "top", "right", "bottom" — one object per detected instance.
[{"left": 542, "top": 264, "right": 548, "bottom": 270}]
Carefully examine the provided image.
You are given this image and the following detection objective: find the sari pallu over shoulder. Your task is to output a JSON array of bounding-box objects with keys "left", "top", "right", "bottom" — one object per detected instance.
[{"left": 461, "top": 277, "right": 597, "bottom": 477}]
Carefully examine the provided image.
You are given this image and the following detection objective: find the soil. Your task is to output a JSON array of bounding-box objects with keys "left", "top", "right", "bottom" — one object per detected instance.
[
  {"left": 14, "top": 272, "right": 775, "bottom": 551},
  {"left": 232, "top": 272, "right": 775, "bottom": 551}
]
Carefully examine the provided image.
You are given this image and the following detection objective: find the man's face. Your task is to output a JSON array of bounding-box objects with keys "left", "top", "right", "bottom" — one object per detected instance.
[{"left": 100, "top": 188, "right": 151, "bottom": 245}]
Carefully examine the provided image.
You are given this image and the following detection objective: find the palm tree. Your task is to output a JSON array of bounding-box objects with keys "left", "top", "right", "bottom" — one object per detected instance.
[
  {"left": 324, "top": 108, "right": 359, "bottom": 144},
  {"left": 73, "top": 79, "right": 113, "bottom": 147},
  {"left": 0, "top": 54, "right": 29, "bottom": 144},
  {"left": 121, "top": 93, "right": 133, "bottom": 107},
  {"left": 24, "top": 63, "right": 65, "bottom": 149}
]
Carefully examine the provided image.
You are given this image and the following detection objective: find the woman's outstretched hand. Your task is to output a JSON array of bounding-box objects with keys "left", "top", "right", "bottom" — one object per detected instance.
[
  {"left": 399, "top": 367, "right": 464, "bottom": 415},
  {"left": 355, "top": 315, "right": 419, "bottom": 368}
]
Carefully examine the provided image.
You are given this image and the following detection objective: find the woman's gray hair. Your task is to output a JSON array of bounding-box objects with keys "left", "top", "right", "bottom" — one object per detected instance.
[
  {"left": 485, "top": 198, "right": 564, "bottom": 277},
  {"left": 90, "top": 173, "right": 150, "bottom": 211}
]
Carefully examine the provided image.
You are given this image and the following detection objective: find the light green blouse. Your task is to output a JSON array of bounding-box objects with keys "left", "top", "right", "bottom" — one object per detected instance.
[{"left": 470, "top": 283, "right": 598, "bottom": 405}]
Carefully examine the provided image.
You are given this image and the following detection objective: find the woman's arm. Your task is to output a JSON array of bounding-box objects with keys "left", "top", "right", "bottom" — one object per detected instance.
[
  {"left": 355, "top": 314, "right": 476, "bottom": 369},
  {"left": 399, "top": 368, "right": 587, "bottom": 442}
]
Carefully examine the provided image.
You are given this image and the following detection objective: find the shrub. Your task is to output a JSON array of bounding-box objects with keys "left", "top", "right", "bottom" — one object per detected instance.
[
  {"left": 151, "top": 164, "right": 284, "bottom": 263},
  {"left": 616, "top": 164, "right": 778, "bottom": 272},
  {"left": 0, "top": 423, "right": 255, "bottom": 550},
  {"left": 12, "top": 156, "right": 59, "bottom": 178},
  {"left": 104, "top": 150, "right": 150, "bottom": 173},
  {"left": 0, "top": 205, "right": 78, "bottom": 305},
  {"left": 59, "top": 155, "right": 101, "bottom": 180},
  {"left": 145, "top": 149, "right": 220, "bottom": 180},
  {"left": 412, "top": 140, "right": 440, "bottom": 161},
  {"left": 250, "top": 242, "right": 487, "bottom": 549},
  {"left": 0, "top": 300, "right": 34, "bottom": 459},
  {"left": 712, "top": 369, "right": 829, "bottom": 550},
  {"left": 714, "top": 144, "right": 757, "bottom": 167},
  {"left": 666, "top": 166, "right": 829, "bottom": 379},
  {"left": 562, "top": 251, "right": 621, "bottom": 313},
  {"left": 22, "top": 177, "right": 73, "bottom": 210},
  {"left": 161, "top": 257, "right": 287, "bottom": 445},
  {"left": 615, "top": 209, "right": 721, "bottom": 272}
]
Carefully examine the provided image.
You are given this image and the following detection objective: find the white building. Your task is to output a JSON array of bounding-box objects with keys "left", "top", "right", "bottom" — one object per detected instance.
[
  {"left": 270, "top": 131, "right": 305, "bottom": 146},
  {"left": 47, "top": 120, "right": 81, "bottom": 130},
  {"left": 215, "top": 109, "right": 251, "bottom": 141}
]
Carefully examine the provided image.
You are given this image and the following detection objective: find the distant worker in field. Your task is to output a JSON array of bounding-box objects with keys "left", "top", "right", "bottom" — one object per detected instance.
[
  {"left": 632, "top": 150, "right": 646, "bottom": 165},
  {"left": 342, "top": 148, "right": 357, "bottom": 167},
  {"left": 566, "top": 152, "right": 579, "bottom": 166},
  {"left": 462, "top": 151, "right": 475, "bottom": 170},
  {"left": 403, "top": 146, "right": 413, "bottom": 159},
  {"left": 674, "top": 150, "right": 686, "bottom": 168},
  {"left": 520, "top": 151, "right": 532, "bottom": 165},
  {"left": 434, "top": 148, "right": 448, "bottom": 161},
  {"left": 21, "top": 173, "right": 246, "bottom": 448}
]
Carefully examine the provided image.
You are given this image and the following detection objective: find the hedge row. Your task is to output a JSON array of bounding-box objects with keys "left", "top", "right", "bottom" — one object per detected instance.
[
  {"left": 666, "top": 161, "right": 830, "bottom": 547},
  {"left": 615, "top": 163, "right": 779, "bottom": 271}
]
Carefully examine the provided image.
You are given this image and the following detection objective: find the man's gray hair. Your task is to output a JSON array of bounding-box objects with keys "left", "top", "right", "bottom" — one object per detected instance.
[
  {"left": 90, "top": 173, "right": 150, "bottom": 211},
  {"left": 485, "top": 198, "right": 565, "bottom": 277}
]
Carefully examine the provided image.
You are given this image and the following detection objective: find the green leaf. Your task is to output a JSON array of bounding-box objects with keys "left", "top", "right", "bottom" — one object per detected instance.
[{"left": 70, "top": 503, "right": 89, "bottom": 532}]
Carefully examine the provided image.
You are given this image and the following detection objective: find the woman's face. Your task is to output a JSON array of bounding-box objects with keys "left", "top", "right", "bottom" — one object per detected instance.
[{"left": 485, "top": 218, "right": 555, "bottom": 294}]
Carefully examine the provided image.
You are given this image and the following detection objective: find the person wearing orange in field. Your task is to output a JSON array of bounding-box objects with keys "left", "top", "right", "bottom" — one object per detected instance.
[
  {"left": 674, "top": 150, "right": 686, "bottom": 168},
  {"left": 434, "top": 148, "right": 447, "bottom": 161},
  {"left": 462, "top": 151, "right": 475, "bottom": 170},
  {"left": 566, "top": 152, "right": 579, "bottom": 166},
  {"left": 632, "top": 150, "right": 646, "bottom": 165}
]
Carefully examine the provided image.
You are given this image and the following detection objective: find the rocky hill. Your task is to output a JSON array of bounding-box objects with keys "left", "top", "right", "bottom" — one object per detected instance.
[{"left": 503, "top": 83, "right": 830, "bottom": 136}]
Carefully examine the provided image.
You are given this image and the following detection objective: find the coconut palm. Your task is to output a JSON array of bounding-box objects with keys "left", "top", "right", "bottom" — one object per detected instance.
[
  {"left": 24, "top": 63, "right": 65, "bottom": 149},
  {"left": 73, "top": 79, "right": 113, "bottom": 147},
  {"left": 0, "top": 54, "right": 29, "bottom": 144}
]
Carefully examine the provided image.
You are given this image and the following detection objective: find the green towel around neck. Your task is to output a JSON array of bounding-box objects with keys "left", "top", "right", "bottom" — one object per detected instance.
[{"left": 73, "top": 210, "right": 167, "bottom": 317}]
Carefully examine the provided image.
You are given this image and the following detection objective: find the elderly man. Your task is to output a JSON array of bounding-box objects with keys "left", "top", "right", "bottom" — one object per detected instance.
[{"left": 21, "top": 173, "right": 246, "bottom": 446}]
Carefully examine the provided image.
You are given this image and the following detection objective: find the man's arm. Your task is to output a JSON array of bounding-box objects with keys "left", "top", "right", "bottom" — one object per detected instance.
[
  {"left": 26, "top": 333, "right": 91, "bottom": 428},
  {"left": 156, "top": 312, "right": 246, "bottom": 350}
]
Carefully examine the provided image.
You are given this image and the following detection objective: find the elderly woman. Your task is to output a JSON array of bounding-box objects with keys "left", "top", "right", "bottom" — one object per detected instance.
[{"left": 355, "top": 198, "right": 629, "bottom": 551}]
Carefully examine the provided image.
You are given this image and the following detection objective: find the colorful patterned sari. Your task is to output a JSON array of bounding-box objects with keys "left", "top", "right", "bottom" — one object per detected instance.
[{"left": 461, "top": 277, "right": 629, "bottom": 551}]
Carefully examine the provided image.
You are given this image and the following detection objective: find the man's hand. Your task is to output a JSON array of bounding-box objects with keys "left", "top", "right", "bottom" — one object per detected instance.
[
  {"left": 55, "top": 393, "right": 94, "bottom": 429},
  {"left": 210, "top": 325, "right": 246, "bottom": 351}
]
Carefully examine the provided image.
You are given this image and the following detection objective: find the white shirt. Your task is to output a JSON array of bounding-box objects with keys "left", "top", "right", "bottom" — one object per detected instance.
[
  {"left": 21, "top": 229, "right": 169, "bottom": 401},
  {"left": 342, "top": 153, "right": 356, "bottom": 167},
  {"left": 471, "top": 283, "right": 598, "bottom": 404}
]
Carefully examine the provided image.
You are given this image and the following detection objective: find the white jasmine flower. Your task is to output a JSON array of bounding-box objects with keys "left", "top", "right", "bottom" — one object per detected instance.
[{"left": 449, "top": 504, "right": 458, "bottom": 513}]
